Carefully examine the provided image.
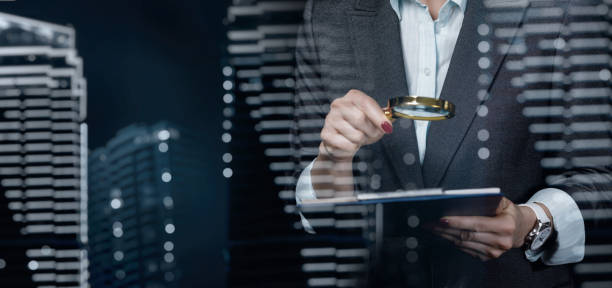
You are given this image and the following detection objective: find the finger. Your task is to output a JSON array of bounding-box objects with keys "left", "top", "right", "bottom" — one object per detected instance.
[
  {"left": 460, "top": 248, "right": 489, "bottom": 261},
  {"left": 338, "top": 105, "right": 383, "bottom": 140},
  {"left": 496, "top": 197, "right": 512, "bottom": 214},
  {"left": 320, "top": 127, "right": 358, "bottom": 155},
  {"left": 453, "top": 239, "right": 505, "bottom": 260},
  {"left": 346, "top": 90, "right": 391, "bottom": 133},
  {"left": 436, "top": 233, "right": 491, "bottom": 261},
  {"left": 441, "top": 216, "right": 510, "bottom": 234},
  {"left": 432, "top": 227, "right": 513, "bottom": 250},
  {"left": 329, "top": 118, "right": 367, "bottom": 145}
]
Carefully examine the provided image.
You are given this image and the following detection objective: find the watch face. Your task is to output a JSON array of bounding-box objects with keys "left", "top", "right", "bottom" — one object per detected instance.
[{"left": 531, "top": 226, "right": 552, "bottom": 251}]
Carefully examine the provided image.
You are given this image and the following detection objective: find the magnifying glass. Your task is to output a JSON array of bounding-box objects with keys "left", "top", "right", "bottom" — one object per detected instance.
[{"left": 382, "top": 96, "right": 455, "bottom": 121}]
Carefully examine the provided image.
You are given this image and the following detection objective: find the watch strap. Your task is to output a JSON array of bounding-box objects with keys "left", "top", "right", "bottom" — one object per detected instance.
[{"left": 519, "top": 202, "right": 550, "bottom": 224}]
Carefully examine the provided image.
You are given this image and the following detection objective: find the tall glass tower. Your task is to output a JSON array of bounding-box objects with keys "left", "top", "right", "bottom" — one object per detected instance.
[
  {"left": 88, "top": 122, "right": 206, "bottom": 288},
  {"left": 0, "top": 12, "right": 88, "bottom": 288}
]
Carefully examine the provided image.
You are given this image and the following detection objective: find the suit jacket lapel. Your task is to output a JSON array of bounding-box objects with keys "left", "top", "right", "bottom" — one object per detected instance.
[
  {"left": 348, "top": 0, "right": 425, "bottom": 189},
  {"left": 422, "top": 0, "right": 530, "bottom": 187}
]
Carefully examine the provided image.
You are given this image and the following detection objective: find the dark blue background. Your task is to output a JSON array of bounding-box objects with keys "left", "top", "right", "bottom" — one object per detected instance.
[{"left": 1, "top": 0, "right": 228, "bottom": 286}]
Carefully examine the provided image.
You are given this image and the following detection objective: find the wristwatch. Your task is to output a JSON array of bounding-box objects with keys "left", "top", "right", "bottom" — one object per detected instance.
[{"left": 519, "top": 203, "right": 553, "bottom": 255}]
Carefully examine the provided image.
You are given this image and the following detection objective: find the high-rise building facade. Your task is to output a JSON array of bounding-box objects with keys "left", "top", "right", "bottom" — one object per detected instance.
[
  {"left": 0, "top": 12, "right": 88, "bottom": 288},
  {"left": 88, "top": 122, "right": 206, "bottom": 288},
  {"left": 223, "top": 1, "right": 372, "bottom": 287}
]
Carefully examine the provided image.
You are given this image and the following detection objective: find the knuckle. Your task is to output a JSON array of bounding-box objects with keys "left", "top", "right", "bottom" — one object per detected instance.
[
  {"left": 498, "top": 221, "right": 514, "bottom": 234},
  {"left": 497, "top": 238, "right": 513, "bottom": 250},
  {"left": 354, "top": 111, "right": 366, "bottom": 123},
  {"left": 488, "top": 249, "right": 502, "bottom": 259},
  {"left": 460, "top": 230, "right": 473, "bottom": 242},
  {"left": 347, "top": 89, "right": 361, "bottom": 98},
  {"left": 320, "top": 128, "right": 331, "bottom": 141},
  {"left": 358, "top": 132, "right": 367, "bottom": 143},
  {"left": 375, "top": 130, "right": 384, "bottom": 139},
  {"left": 330, "top": 98, "right": 342, "bottom": 109}
]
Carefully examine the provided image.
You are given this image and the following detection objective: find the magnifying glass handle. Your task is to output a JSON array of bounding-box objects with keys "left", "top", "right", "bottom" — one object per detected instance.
[{"left": 382, "top": 106, "right": 396, "bottom": 122}]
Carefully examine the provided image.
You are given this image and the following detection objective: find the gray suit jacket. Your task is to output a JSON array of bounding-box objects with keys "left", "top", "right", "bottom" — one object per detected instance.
[{"left": 293, "top": 0, "right": 611, "bottom": 287}]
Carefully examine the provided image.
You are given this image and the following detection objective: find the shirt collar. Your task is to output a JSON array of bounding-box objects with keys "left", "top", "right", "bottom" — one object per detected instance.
[{"left": 390, "top": 0, "right": 467, "bottom": 20}]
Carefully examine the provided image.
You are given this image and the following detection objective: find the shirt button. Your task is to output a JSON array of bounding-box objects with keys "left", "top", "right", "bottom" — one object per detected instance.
[{"left": 424, "top": 68, "right": 431, "bottom": 76}]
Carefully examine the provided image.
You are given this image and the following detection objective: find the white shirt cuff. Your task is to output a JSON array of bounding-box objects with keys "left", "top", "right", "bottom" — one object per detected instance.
[
  {"left": 296, "top": 159, "right": 317, "bottom": 234},
  {"left": 524, "top": 188, "right": 585, "bottom": 265}
]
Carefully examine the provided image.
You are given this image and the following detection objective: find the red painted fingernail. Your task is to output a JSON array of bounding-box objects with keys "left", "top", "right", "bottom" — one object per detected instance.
[{"left": 381, "top": 121, "right": 393, "bottom": 134}]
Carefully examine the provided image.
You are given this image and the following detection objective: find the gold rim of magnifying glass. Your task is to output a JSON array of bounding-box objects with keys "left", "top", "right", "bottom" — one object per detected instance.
[{"left": 383, "top": 96, "right": 455, "bottom": 121}]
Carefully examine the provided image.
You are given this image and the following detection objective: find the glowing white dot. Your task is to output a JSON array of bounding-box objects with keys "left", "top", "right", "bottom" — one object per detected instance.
[
  {"left": 161, "top": 172, "right": 172, "bottom": 183},
  {"left": 222, "top": 120, "right": 232, "bottom": 130},
  {"left": 110, "top": 198, "right": 122, "bottom": 209},
  {"left": 553, "top": 38, "right": 566, "bottom": 50},
  {"left": 114, "top": 251, "right": 124, "bottom": 261},
  {"left": 478, "top": 41, "right": 490, "bottom": 53},
  {"left": 406, "top": 237, "right": 418, "bottom": 249},
  {"left": 165, "top": 223, "right": 175, "bottom": 234},
  {"left": 407, "top": 215, "right": 420, "bottom": 228},
  {"left": 222, "top": 133, "right": 232, "bottom": 143},
  {"left": 115, "top": 270, "right": 126, "bottom": 280},
  {"left": 477, "top": 89, "right": 489, "bottom": 101},
  {"left": 40, "top": 246, "right": 52, "bottom": 256},
  {"left": 223, "top": 168, "right": 233, "bottom": 178},
  {"left": 357, "top": 162, "right": 368, "bottom": 172},
  {"left": 0, "top": 259, "right": 6, "bottom": 269},
  {"left": 13, "top": 214, "right": 23, "bottom": 222},
  {"left": 28, "top": 260, "right": 38, "bottom": 271},
  {"left": 285, "top": 78, "right": 295, "bottom": 87},
  {"left": 478, "top": 74, "right": 490, "bottom": 85},
  {"left": 223, "top": 80, "right": 233, "bottom": 91},
  {"left": 157, "top": 130, "right": 171, "bottom": 141},
  {"left": 599, "top": 69, "right": 611, "bottom": 81},
  {"left": 478, "top": 147, "right": 490, "bottom": 160},
  {"left": 477, "top": 24, "right": 490, "bottom": 36},
  {"left": 477, "top": 105, "right": 489, "bottom": 117},
  {"left": 478, "top": 57, "right": 491, "bottom": 69},
  {"left": 163, "top": 196, "right": 174, "bottom": 208},
  {"left": 223, "top": 93, "right": 234, "bottom": 104},
  {"left": 370, "top": 174, "right": 381, "bottom": 190},
  {"left": 222, "top": 66, "right": 233, "bottom": 76},
  {"left": 403, "top": 153, "right": 416, "bottom": 165},
  {"left": 477, "top": 129, "right": 490, "bottom": 141},
  {"left": 223, "top": 107, "right": 234, "bottom": 117},
  {"left": 222, "top": 153, "right": 233, "bottom": 163},
  {"left": 164, "top": 252, "right": 174, "bottom": 263},
  {"left": 113, "top": 228, "right": 123, "bottom": 238},
  {"left": 158, "top": 142, "right": 169, "bottom": 153},
  {"left": 164, "top": 241, "right": 174, "bottom": 251}
]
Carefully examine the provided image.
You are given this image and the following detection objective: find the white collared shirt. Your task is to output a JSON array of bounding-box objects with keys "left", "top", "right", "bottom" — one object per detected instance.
[{"left": 296, "top": 0, "right": 584, "bottom": 265}]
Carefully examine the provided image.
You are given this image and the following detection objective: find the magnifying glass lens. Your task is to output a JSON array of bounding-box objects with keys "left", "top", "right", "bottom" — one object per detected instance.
[
  {"left": 384, "top": 96, "right": 455, "bottom": 121},
  {"left": 393, "top": 105, "right": 450, "bottom": 118}
]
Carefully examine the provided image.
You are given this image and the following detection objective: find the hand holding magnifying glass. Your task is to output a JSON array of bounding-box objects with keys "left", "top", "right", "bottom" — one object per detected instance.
[{"left": 319, "top": 90, "right": 455, "bottom": 162}]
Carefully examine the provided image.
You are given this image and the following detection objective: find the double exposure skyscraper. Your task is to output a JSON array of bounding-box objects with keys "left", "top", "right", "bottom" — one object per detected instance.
[
  {"left": 223, "top": 1, "right": 372, "bottom": 287},
  {"left": 88, "top": 122, "right": 206, "bottom": 288},
  {"left": 0, "top": 12, "right": 88, "bottom": 287}
]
